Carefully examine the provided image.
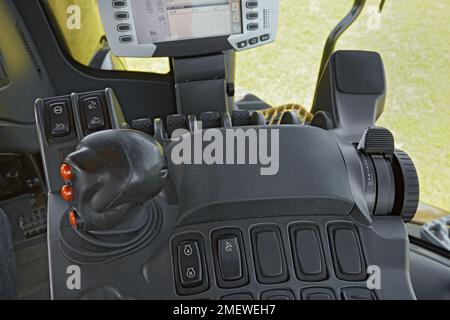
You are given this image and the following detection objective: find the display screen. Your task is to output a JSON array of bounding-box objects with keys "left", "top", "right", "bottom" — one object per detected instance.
[{"left": 131, "top": 0, "right": 243, "bottom": 44}]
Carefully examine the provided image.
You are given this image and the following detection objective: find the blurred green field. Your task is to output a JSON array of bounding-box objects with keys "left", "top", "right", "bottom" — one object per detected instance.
[{"left": 48, "top": 0, "right": 449, "bottom": 211}]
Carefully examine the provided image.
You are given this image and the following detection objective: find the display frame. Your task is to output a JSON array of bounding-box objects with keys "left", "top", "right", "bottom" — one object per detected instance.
[{"left": 97, "top": 0, "right": 279, "bottom": 57}]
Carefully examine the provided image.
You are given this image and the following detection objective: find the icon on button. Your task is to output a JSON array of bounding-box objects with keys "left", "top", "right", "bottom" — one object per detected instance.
[
  {"left": 186, "top": 268, "right": 196, "bottom": 279},
  {"left": 183, "top": 244, "right": 193, "bottom": 256},
  {"left": 87, "top": 100, "right": 97, "bottom": 110},
  {"left": 53, "top": 106, "right": 63, "bottom": 115},
  {"left": 225, "top": 241, "right": 234, "bottom": 253},
  {"left": 55, "top": 123, "right": 66, "bottom": 130},
  {"left": 90, "top": 117, "right": 102, "bottom": 125}
]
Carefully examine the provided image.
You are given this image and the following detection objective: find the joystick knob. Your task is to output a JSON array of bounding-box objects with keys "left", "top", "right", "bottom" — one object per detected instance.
[{"left": 64, "top": 129, "right": 167, "bottom": 231}]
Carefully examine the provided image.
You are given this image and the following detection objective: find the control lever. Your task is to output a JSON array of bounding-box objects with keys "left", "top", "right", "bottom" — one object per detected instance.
[{"left": 62, "top": 129, "right": 167, "bottom": 231}]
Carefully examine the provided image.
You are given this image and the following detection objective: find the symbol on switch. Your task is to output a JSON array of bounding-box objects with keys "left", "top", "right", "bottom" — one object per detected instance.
[
  {"left": 53, "top": 106, "right": 63, "bottom": 115},
  {"left": 90, "top": 117, "right": 102, "bottom": 125},
  {"left": 87, "top": 100, "right": 97, "bottom": 110},
  {"left": 186, "top": 268, "right": 196, "bottom": 279},
  {"left": 55, "top": 123, "right": 66, "bottom": 130},
  {"left": 225, "top": 241, "right": 234, "bottom": 253},
  {"left": 183, "top": 244, "right": 193, "bottom": 256}
]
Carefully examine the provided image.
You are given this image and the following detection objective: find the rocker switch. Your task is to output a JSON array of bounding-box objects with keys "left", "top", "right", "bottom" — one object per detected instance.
[
  {"left": 218, "top": 236, "right": 242, "bottom": 281},
  {"left": 177, "top": 240, "right": 203, "bottom": 288},
  {"left": 81, "top": 97, "right": 105, "bottom": 131},
  {"left": 47, "top": 101, "right": 70, "bottom": 137}
]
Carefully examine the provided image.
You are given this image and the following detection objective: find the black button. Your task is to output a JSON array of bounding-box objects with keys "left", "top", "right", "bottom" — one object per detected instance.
[
  {"left": 301, "top": 288, "right": 336, "bottom": 300},
  {"left": 246, "top": 1, "right": 258, "bottom": 9},
  {"left": 112, "top": 0, "right": 127, "bottom": 8},
  {"left": 341, "top": 287, "right": 376, "bottom": 300},
  {"left": 249, "top": 37, "right": 259, "bottom": 45},
  {"left": 48, "top": 101, "right": 70, "bottom": 137},
  {"left": 114, "top": 12, "right": 129, "bottom": 20},
  {"left": 166, "top": 114, "right": 188, "bottom": 138},
  {"left": 290, "top": 224, "right": 327, "bottom": 281},
  {"left": 173, "top": 234, "right": 208, "bottom": 295},
  {"left": 132, "top": 118, "right": 154, "bottom": 135},
  {"left": 221, "top": 293, "right": 253, "bottom": 300},
  {"left": 261, "top": 290, "right": 294, "bottom": 301},
  {"left": 247, "top": 23, "right": 259, "bottom": 31},
  {"left": 81, "top": 97, "right": 105, "bottom": 132},
  {"left": 246, "top": 12, "right": 259, "bottom": 20},
  {"left": 237, "top": 40, "right": 248, "bottom": 49},
  {"left": 329, "top": 224, "right": 366, "bottom": 281},
  {"left": 119, "top": 35, "right": 133, "bottom": 43},
  {"left": 117, "top": 24, "right": 131, "bottom": 32},
  {"left": 218, "top": 236, "right": 242, "bottom": 281},
  {"left": 260, "top": 34, "right": 270, "bottom": 42},
  {"left": 212, "top": 229, "right": 248, "bottom": 289},
  {"left": 251, "top": 226, "right": 288, "bottom": 284},
  {"left": 178, "top": 240, "right": 202, "bottom": 288}
]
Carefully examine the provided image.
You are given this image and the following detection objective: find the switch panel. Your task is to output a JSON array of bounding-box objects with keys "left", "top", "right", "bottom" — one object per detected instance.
[
  {"left": 212, "top": 229, "right": 248, "bottom": 288},
  {"left": 172, "top": 234, "right": 208, "bottom": 295},
  {"left": 251, "top": 226, "right": 288, "bottom": 284}
]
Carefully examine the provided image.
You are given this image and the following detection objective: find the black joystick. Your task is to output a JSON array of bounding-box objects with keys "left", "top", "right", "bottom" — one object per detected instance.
[{"left": 63, "top": 129, "right": 167, "bottom": 231}]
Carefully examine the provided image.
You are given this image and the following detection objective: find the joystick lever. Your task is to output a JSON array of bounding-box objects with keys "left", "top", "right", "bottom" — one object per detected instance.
[{"left": 61, "top": 130, "right": 167, "bottom": 231}]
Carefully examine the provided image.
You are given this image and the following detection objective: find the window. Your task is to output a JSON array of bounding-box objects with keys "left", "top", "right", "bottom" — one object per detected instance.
[{"left": 236, "top": 0, "right": 450, "bottom": 225}]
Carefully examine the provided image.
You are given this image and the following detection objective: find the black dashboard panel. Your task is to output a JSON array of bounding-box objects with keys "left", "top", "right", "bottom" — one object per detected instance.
[{"left": 35, "top": 88, "right": 416, "bottom": 300}]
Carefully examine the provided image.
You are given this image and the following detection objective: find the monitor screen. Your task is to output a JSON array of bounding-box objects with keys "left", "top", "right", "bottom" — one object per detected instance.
[{"left": 131, "top": 0, "right": 243, "bottom": 44}]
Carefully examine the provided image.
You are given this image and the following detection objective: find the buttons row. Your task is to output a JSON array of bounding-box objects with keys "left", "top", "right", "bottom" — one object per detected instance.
[
  {"left": 219, "top": 287, "right": 376, "bottom": 300},
  {"left": 111, "top": 1, "right": 133, "bottom": 43},
  {"left": 44, "top": 94, "right": 109, "bottom": 140},
  {"left": 173, "top": 223, "right": 368, "bottom": 296},
  {"left": 237, "top": 33, "right": 270, "bottom": 49},
  {"left": 245, "top": 0, "right": 259, "bottom": 31}
]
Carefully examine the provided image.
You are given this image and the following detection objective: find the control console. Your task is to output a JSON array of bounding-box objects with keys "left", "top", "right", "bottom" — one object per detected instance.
[{"left": 34, "top": 44, "right": 420, "bottom": 299}]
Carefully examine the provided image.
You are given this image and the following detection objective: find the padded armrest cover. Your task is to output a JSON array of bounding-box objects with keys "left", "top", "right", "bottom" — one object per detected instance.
[{"left": 167, "top": 126, "right": 355, "bottom": 225}]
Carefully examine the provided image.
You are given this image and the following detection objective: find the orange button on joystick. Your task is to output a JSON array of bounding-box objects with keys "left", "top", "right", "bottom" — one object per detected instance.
[
  {"left": 60, "top": 163, "right": 73, "bottom": 181},
  {"left": 69, "top": 211, "right": 78, "bottom": 229},
  {"left": 61, "top": 185, "right": 73, "bottom": 201}
]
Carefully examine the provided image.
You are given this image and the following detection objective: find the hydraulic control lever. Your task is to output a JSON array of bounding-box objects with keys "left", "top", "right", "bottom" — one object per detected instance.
[
  {"left": 311, "top": 50, "right": 419, "bottom": 222},
  {"left": 60, "top": 129, "right": 167, "bottom": 231}
]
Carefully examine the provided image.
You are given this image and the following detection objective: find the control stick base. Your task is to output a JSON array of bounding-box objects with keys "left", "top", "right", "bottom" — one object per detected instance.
[{"left": 59, "top": 200, "right": 163, "bottom": 265}]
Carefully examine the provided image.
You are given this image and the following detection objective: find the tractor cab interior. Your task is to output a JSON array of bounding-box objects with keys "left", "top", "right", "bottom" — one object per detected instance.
[{"left": 0, "top": 0, "right": 449, "bottom": 300}]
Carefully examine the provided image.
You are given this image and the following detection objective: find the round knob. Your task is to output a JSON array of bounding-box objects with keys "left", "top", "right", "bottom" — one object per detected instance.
[
  {"left": 391, "top": 150, "right": 420, "bottom": 222},
  {"left": 64, "top": 129, "right": 167, "bottom": 231}
]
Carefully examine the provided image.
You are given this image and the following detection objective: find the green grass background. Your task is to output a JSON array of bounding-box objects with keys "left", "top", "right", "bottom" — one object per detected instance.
[{"left": 48, "top": 0, "right": 449, "bottom": 211}]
